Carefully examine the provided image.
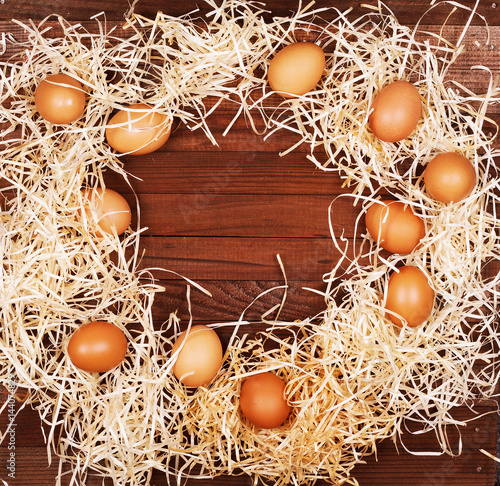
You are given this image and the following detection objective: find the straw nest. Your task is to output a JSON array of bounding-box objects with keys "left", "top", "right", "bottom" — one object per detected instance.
[{"left": 0, "top": 1, "right": 499, "bottom": 485}]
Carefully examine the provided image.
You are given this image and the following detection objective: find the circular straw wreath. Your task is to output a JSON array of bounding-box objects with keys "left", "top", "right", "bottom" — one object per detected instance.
[{"left": 0, "top": 1, "right": 499, "bottom": 485}]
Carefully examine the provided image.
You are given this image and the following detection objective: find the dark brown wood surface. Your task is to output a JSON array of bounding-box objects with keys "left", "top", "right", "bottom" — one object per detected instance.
[
  {"left": 1, "top": 0, "right": 500, "bottom": 25},
  {"left": 0, "top": 1, "right": 499, "bottom": 485}
]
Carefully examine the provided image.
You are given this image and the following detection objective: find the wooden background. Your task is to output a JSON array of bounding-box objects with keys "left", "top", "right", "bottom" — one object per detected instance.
[{"left": 1, "top": 0, "right": 499, "bottom": 485}]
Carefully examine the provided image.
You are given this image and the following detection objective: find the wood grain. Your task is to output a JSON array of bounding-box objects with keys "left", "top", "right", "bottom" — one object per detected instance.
[
  {"left": 0, "top": 1, "right": 499, "bottom": 486},
  {"left": 0, "top": 402, "right": 497, "bottom": 485},
  {"left": 1, "top": 0, "right": 500, "bottom": 26}
]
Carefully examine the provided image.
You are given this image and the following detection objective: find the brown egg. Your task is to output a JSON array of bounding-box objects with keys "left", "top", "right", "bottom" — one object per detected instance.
[
  {"left": 424, "top": 152, "right": 476, "bottom": 203},
  {"left": 171, "top": 325, "right": 223, "bottom": 387},
  {"left": 105, "top": 103, "right": 171, "bottom": 155},
  {"left": 365, "top": 200, "right": 426, "bottom": 254},
  {"left": 81, "top": 187, "right": 132, "bottom": 237},
  {"left": 239, "top": 372, "right": 291, "bottom": 429},
  {"left": 369, "top": 80, "right": 421, "bottom": 142},
  {"left": 267, "top": 42, "right": 325, "bottom": 98},
  {"left": 34, "top": 73, "right": 86, "bottom": 124},
  {"left": 68, "top": 321, "right": 127, "bottom": 373},
  {"left": 385, "top": 266, "right": 434, "bottom": 327}
]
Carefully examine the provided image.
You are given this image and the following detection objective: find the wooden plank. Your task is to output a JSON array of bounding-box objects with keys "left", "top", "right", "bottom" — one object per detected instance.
[
  {"left": 112, "top": 113, "right": 500, "bottom": 156},
  {"left": 0, "top": 405, "right": 496, "bottom": 485},
  {"left": 352, "top": 404, "right": 499, "bottom": 485},
  {"left": 1, "top": 0, "right": 499, "bottom": 26},
  {"left": 2, "top": 20, "right": 500, "bottom": 86},
  {"left": 151, "top": 279, "right": 328, "bottom": 323},
  {"left": 2, "top": 111, "right": 499, "bottom": 163},
  {"left": 104, "top": 150, "right": 345, "bottom": 196},
  {"left": 135, "top": 236, "right": 337, "bottom": 281},
  {"left": 132, "top": 194, "right": 348, "bottom": 237},
  {"left": 1, "top": 19, "right": 500, "bottom": 89},
  {"left": 2, "top": 20, "right": 499, "bottom": 75},
  {"left": 150, "top": 269, "right": 500, "bottom": 324},
  {"left": 132, "top": 236, "right": 500, "bottom": 283}
]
